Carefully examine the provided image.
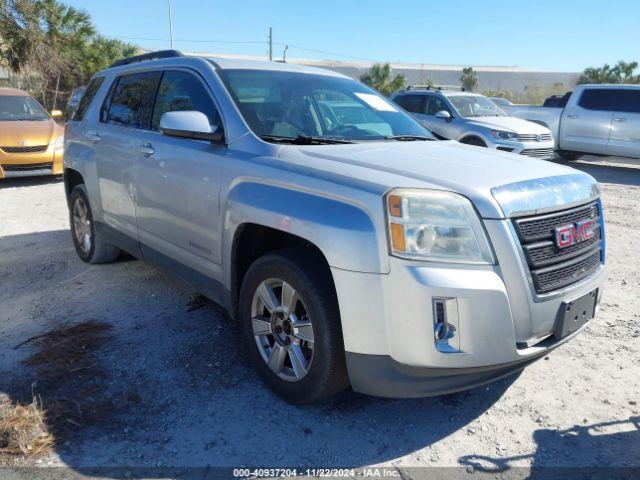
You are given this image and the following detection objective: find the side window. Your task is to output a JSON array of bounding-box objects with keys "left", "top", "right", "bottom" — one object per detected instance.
[
  {"left": 101, "top": 71, "right": 162, "bottom": 129},
  {"left": 395, "top": 95, "right": 424, "bottom": 114},
  {"left": 611, "top": 90, "right": 640, "bottom": 114},
  {"left": 73, "top": 77, "right": 104, "bottom": 121},
  {"left": 151, "top": 70, "right": 221, "bottom": 130},
  {"left": 578, "top": 89, "right": 615, "bottom": 111},
  {"left": 426, "top": 97, "right": 450, "bottom": 115}
]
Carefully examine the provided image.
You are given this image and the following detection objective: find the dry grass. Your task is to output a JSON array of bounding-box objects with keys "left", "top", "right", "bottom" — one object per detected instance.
[{"left": 0, "top": 397, "right": 54, "bottom": 462}]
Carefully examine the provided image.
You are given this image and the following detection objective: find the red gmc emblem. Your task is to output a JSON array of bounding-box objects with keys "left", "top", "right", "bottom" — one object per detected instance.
[{"left": 555, "top": 219, "right": 596, "bottom": 249}]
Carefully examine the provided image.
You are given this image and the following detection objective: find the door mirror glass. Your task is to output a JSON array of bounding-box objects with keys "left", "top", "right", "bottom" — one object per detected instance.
[
  {"left": 50, "top": 109, "right": 63, "bottom": 119},
  {"left": 159, "top": 110, "right": 223, "bottom": 142},
  {"left": 435, "top": 110, "right": 451, "bottom": 120}
]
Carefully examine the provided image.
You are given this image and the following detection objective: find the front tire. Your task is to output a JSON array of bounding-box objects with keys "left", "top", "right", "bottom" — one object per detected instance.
[
  {"left": 460, "top": 136, "right": 487, "bottom": 147},
  {"left": 557, "top": 150, "right": 583, "bottom": 161},
  {"left": 239, "top": 249, "right": 348, "bottom": 404},
  {"left": 69, "top": 185, "right": 120, "bottom": 264}
]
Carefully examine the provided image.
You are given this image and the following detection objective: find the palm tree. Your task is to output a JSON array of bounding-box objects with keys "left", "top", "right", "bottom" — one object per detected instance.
[
  {"left": 360, "top": 63, "right": 406, "bottom": 96},
  {"left": 460, "top": 67, "right": 478, "bottom": 91},
  {"left": 578, "top": 61, "right": 640, "bottom": 84}
]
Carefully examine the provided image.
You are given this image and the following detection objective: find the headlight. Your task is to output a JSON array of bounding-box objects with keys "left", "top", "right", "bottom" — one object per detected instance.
[
  {"left": 386, "top": 189, "right": 495, "bottom": 264},
  {"left": 51, "top": 135, "right": 64, "bottom": 149},
  {"left": 490, "top": 130, "right": 518, "bottom": 141}
]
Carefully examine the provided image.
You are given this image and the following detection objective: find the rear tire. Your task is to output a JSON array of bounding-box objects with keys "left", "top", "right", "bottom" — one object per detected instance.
[
  {"left": 239, "top": 249, "right": 348, "bottom": 404},
  {"left": 557, "top": 150, "right": 582, "bottom": 161},
  {"left": 69, "top": 185, "right": 120, "bottom": 264}
]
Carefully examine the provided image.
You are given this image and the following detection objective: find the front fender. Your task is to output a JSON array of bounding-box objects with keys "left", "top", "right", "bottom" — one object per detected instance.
[{"left": 223, "top": 181, "right": 388, "bottom": 274}]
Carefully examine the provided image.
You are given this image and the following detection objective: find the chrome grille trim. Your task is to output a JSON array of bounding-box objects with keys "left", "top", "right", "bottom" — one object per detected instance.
[
  {"left": 517, "top": 133, "right": 553, "bottom": 142},
  {"left": 520, "top": 148, "right": 555, "bottom": 158},
  {"left": 1, "top": 145, "right": 48, "bottom": 154}
]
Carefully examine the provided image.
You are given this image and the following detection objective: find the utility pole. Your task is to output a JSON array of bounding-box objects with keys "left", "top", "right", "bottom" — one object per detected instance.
[
  {"left": 268, "top": 27, "right": 273, "bottom": 61},
  {"left": 168, "top": 0, "right": 174, "bottom": 49},
  {"left": 282, "top": 45, "right": 289, "bottom": 63}
]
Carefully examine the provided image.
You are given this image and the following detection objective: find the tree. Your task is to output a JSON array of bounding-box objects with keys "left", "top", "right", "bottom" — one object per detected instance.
[
  {"left": 460, "top": 67, "right": 478, "bottom": 91},
  {"left": 578, "top": 60, "right": 640, "bottom": 84},
  {"left": 360, "top": 63, "right": 406, "bottom": 96}
]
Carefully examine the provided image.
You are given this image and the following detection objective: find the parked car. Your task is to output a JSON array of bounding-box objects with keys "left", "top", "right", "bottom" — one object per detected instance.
[
  {"left": 504, "top": 84, "right": 640, "bottom": 160},
  {"left": 391, "top": 88, "right": 556, "bottom": 159},
  {"left": 0, "top": 87, "right": 65, "bottom": 179},
  {"left": 489, "top": 97, "right": 514, "bottom": 107},
  {"left": 64, "top": 51, "right": 605, "bottom": 403}
]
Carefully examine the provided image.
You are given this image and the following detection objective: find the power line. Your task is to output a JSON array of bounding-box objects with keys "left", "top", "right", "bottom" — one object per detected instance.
[{"left": 108, "top": 35, "right": 268, "bottom": 45}]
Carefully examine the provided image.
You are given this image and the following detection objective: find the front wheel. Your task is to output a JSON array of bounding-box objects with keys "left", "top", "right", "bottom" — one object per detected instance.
[{"left": 239, "top": 249, "right": 348, "bottom": 404}]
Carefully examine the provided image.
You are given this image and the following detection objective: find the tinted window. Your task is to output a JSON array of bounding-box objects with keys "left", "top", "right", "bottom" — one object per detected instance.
[
  {"left": 151, "top": 71, "right": 220, "bottom": 130},
  {"left": 73, "top": 77, "right": 104, "bottom": 121},
  {"left": 426, "top": 96, "right": 450, "bottom": 115},
  {"left": 102, "top": 71, "right": 161, "bottom": 129},
  {"left": 395, "top": 94, "right": 424, "bottom": 113},
  {"left": 612, "top": 90, "right": 640, "bottom": 114},
  {"left": 578, "top": 89, "right": 616, "bottom": 111},
  {"left": 0, "top": 95, "right": 48, "bottom": 121}
]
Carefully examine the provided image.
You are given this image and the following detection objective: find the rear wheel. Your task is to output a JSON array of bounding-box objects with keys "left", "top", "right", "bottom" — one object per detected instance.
[
  {"left": 69, "top": 185, "right": 120, "bottom": 264},
  {"left": 239, "top": 249, "right": 348, "bottom": 404},
  {"left": 557, "top": 150, "right": 583, "bottom": 161}
]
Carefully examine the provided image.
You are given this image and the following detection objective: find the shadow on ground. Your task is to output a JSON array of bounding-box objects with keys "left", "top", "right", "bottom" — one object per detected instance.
[
  {"left": 0, "top": 176, "right": 63, "bottom": 189},
  {"left": 0, "top": 229, "right": 519, "bottom": 475},
  {"left": 557, "top": 158, "right": 640, "bottom": 188}
]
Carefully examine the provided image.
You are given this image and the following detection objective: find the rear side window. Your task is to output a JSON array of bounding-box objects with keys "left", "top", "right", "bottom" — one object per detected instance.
[
  {"left": 612, "top": 90, "right": 640, "bottom": 114},
  {"left": 101, "top": 71, "right": 162, "bottom": 129},
  {"left": 73, "top": 77, "right": 104, "bottom": 121},
  {"left": 578, "top": 89, "right": 616, "bottom": 111},
  {"left": 394, "top": 94, "right": 425, "bottom": 114},
  {"left": 151, "top": 70, "right": 220, "bottom": 130}
]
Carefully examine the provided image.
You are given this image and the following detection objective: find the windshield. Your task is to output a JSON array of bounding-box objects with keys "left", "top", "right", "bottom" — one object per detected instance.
[
  {"left": 448, "top": 95, "right": 507, "bottom": 117},
  {"left": 217, "top": 69, "right": 434, "bottom": 142},
  {"left": 0, "top": 95, "right": 49, "bottom": 121}
]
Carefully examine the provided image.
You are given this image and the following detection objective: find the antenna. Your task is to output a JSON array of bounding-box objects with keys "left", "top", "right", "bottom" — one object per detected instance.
[{"left": 167, "top": 0, "right": 174, "bottom": 49}]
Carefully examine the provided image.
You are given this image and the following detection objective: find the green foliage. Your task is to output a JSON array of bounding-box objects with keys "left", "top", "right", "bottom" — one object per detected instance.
[
  {"left": 360, "top": 63, "right": 406, "bottom": 96},
  {"left": 483, "top": 82, "right": 568, "bottom": 106},
  {"left": 578, "top": 60, "right": 640, "bottom": 85},
  {"left": 0, "top": 0, "right": 137, "bottom": 108},
  {"left": 460, "top": 67, "right": 478, "bottom": 92}
]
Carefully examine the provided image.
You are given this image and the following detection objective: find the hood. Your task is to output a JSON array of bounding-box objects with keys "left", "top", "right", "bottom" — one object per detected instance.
[
  {"left": 0, "top": 119, "right": 59, "bottom": 147},
  {"left": 280, "top": 140, "right": 595, "bottom": 219},
  {"left": 465, "top": 116, "right": 550, "bottom": 134}
]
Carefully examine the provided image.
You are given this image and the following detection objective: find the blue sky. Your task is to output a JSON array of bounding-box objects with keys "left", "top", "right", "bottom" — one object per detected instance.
[{"left": 66, "top": 0, "right": 639, "bottom": 72}]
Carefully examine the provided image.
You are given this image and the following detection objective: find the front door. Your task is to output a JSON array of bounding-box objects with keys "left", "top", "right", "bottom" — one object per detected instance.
[
  {"left": 606, "top": 89, "right": 640, "bottom": 159},
  {"left": 418, "top": 96, "right": 459, "bottom": 140},
  {"left": 134, "top": 69, "right": 225, "bottom": 278}
]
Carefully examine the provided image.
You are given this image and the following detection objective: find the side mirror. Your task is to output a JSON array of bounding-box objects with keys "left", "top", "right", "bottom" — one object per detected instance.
[
  {"left": 159, "top": 111, "right": 224, "bottom": 143},
  {"left": 50, "top": 109, "right": 63, "bottom": 119},
  {"left": 435, "top": 110, "right": 452, "bottom": 121}
]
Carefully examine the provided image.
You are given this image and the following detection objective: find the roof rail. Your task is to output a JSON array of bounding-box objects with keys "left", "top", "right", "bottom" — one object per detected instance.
[
  {"left": 406, "top": 84, "right": 466, "bottom": 92},
  {"left": 109, "top": 50, "right": 183, "bottom": 68}
]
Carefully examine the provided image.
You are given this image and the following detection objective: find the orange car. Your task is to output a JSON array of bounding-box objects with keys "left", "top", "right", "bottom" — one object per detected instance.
[{"left": 0, "top": 88, "right": 65, "bottom": 179}]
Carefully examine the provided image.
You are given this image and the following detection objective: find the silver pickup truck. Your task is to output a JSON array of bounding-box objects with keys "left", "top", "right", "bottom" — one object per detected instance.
[
  {"left": 505, "top": 84, "right": 640, "bottom": 160},
  {"left": 64, "top": 51, "right": 605, "bottom": 403}
]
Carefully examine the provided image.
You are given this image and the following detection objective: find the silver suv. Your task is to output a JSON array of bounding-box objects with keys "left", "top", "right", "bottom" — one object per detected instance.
[
  {"left": 391, "top": 88, "right": 556, "bottom": 159},
  {"left": 65, "top": 51, "right": 605, "bottom": 403}
]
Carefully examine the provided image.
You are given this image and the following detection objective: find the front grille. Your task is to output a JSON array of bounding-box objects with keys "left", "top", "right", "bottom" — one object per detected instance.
[
  {"left": 520, "top": 148, "right": 555, "bottom": 159},
  {"left": 1, "top": 145, "right": 48, "bottom": 154},
  {"left": 513, "top": 201, "right": 603, "bottom": 294},
  {"left": 517, "top": 133, "right": 553, "bottom": 142},
  {"left": 2, "top": 162, "right": 52, "bottom": 172}
]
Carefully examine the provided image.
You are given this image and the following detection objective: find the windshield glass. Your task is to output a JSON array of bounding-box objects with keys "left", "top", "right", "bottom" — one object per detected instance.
[
  {"left": 217, "top": 69, "right": 433, "bottom": 141},
  {"left": 0, "top": 95, "right": 49, "bottom": 121},
  {"left": 448, "top": 95, "right": 507, "bottom": 117}
]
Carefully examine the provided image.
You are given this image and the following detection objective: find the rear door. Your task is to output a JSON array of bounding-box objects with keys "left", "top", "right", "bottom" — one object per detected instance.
[
  {"left": 95, "top": 70, "right": 161, "bottom": 241},
  {"left": 560, "top": 88, "right": 614, "bottom": 154},
  {"left": 607, "top": 89, "right": 640, "bottom": 159},
  {"left": 133, "top": 69, "right": 225, "bottom": 276}
]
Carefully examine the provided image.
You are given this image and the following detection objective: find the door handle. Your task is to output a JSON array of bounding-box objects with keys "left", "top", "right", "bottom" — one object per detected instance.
[
  {"left": 613, "top": 117, "right": 627, "bottom": 122},
  {"left": 85, "top": 130, "right": 101, "bottom": 142},
  {"left": 137, "top": 143, "right": 155, "bottom": 156},
  {"left": 567, "top": 114, "right": 578, "bottom": 119}
]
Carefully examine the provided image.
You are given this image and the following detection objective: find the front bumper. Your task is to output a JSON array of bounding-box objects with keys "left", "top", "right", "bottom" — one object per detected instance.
[
  {"left": 0, "top": 145, "right": 63, "bottom": 179},
  {"left": 331, "top": 218, "right": 604, "bottom": 398},
  {"left": 490, "top": 139, "right": 556, "bottom": 160}
]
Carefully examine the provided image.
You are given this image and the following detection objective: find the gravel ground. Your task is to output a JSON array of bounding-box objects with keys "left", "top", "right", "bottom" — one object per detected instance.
[{"left": 0, "top": 157, "right": 638, "bottom": 476}]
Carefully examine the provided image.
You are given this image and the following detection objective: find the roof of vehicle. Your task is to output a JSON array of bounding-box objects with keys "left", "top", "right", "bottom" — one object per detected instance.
[
  {"left": 0, "top": 87, "right": 30, "bottom": 97},
  {"left": 103, "top": 49, "right": 348, "bottom": 78},
  {"left": 578, "top": 83, "right": 640, "bottom": 90},
  {"left": 393, "top": 89, "right": 483, "bottom": 98}
]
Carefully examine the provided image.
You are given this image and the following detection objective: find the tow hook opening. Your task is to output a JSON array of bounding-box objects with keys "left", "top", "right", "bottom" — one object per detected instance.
[{"left": 433, "top": 297, "right": 461, "bottom": 353}]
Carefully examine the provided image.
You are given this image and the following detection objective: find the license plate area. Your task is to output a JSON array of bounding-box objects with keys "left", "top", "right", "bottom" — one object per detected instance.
[{"left": 555, "top": 289, "right": 598, "bottom": 339}]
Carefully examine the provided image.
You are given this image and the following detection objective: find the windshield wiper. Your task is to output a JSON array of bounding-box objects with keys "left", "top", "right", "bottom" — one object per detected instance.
[
  {"left": 385, "top": 135, "right": 434, "bottom": 141},
  {"left": 260, "top": 135, "right": 354, "bottom": 145}
]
